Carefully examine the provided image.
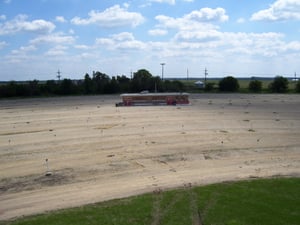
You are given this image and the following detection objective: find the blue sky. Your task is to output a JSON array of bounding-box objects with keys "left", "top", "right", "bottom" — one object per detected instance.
[{"left": 0, "top": 0, "right": 299, "bottom": 81}]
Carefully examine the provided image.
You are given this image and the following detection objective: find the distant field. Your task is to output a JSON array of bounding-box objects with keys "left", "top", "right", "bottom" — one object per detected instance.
[{"left": 1, "top": 178, "right": 299, "bottom": 225}]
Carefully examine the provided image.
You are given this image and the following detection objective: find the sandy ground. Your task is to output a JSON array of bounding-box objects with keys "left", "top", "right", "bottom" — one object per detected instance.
[{"left": 0, "top": 94, "right": 299, "bottom": 220}]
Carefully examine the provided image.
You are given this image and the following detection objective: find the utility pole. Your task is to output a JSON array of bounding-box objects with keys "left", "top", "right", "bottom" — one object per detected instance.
[
  {"left": 295, "top": 72, "right": 297, "bottom": 81},
  {"left": 160, "top": 63, "right": 165, "bottom": 80},
  {"left": 204, "top": 67, "right": 208, "bottom": 85},
  {"left": 57, "top": 69, "right": 61, "bottom": 81},
  {"left": 130, "top": 70, "right": 133, "bottom": 80}
]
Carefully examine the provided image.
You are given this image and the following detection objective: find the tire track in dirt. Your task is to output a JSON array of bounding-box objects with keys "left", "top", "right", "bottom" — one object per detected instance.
[
  {"left": 151, "top": 189, "right": 185, "bottom": 225},
  {"left": 188, "top": 187, "right": 203, "bottom": 225}
]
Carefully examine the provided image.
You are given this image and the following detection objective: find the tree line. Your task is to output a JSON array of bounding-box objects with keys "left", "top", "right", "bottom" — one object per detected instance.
[
  {"left": 0, "top": 70, "right": 299, "bottom": 98},
  {"left": 0, "top": 69, "right": 185, "bottom": 98},
  {"left": 215, "top": 76, "right": 300, "bottom": 93}
]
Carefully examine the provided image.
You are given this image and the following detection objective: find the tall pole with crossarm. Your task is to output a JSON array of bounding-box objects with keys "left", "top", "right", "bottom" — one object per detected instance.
[
  {"left": 57, "top": 69, "right": 61, "bottom": 81},
  {"left": 160, "top": 63, "right": 165, "bottom": 80}
]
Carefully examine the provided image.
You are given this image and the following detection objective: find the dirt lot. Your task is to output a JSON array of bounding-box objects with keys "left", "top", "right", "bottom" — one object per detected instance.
[{"left": 0, "top": 94, "right": 299, "bottom": 220}]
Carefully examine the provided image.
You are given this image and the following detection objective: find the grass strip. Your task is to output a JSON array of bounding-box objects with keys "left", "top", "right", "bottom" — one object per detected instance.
[{"left": 1, "top": 177, "right": 299, "bottom": 225}]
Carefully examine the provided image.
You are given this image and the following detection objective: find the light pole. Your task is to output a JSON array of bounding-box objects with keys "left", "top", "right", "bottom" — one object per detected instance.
[
  {"left": 160, "top": 63, "right": 165, "bottom": 80},
  {"left": 204, "top": 67, "right": 208, "bottom": 86}
]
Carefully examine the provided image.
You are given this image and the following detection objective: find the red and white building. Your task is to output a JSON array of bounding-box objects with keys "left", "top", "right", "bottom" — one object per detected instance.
[{"left": 118, "top": 92, "right": 189, "bottom": 106}]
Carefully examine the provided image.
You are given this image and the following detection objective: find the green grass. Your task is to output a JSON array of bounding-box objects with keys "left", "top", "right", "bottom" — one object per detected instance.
[
  {"left": 2, "top": 178, "right": 299, "bottom": 225},
  {"left": 196, "top": 178, "right": 300, "bottom": 225}
]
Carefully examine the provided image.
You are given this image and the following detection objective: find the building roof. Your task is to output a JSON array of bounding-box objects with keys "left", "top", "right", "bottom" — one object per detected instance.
[{"left": 120, "top": 92, "right": 189, "bottom": 97}]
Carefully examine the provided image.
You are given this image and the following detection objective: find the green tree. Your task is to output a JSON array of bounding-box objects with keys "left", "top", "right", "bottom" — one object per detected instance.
[
  {"left": 2, "top": 81, "right": 17, "bottom": 97},
  {"left": 269, "top": 76, "right": 288, "bottom": 93},
  {"left": 117, "top": 75, "right": 130, "bottom": 92},
  {"left": 248, "top": 80, "right": 262, "bottom": 93},
  {"left": 204, "top": 82, "right": 215, "bottom": 92},
  {"left": 16, "top": 83, "right": 31, "bottom": 96},
  {"left": 28, "top": 80, "right": 40, "bottom": 96},
  {"left": 43, "top": 80, "right": 59, "bottom": 95},
  {"left": 163, "top": 80, "right": 185, "bottom": 92},
  {"left": 104, "top": 76, "right": 119, "bottom": 94},
  {"left": 295, "top": 80, "right": 300, "bottom": 93},
  {"left": 59, "top": 79, "right": 76, "bottom": 95},
  {"left": 92, "top": 71, "right": 111, "bottom": 94},
  {"left": 219, "top": 76, "right": 239, "bottom": 92},
  {"left": 131, "top": 69, "right": 155, "bottom": 92},
  {"left": 83, "top": 73, "right": 94, "bottom": 94},
  {"left": 151, "top": 76, "right": 163, "bottom": 92}
]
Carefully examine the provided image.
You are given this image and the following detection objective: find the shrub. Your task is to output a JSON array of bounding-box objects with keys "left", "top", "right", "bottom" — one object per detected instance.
[
  {"left": 248, "top": 80, "right": 262, "bottom": 92},
  {"left": 219, "top": 76, "right": 239, "bottom": 92},
  {"left": 204, "top": 82, "right": 215, "bottom": 92},
  {"left": 269, "top": 76, "right": 288, "bottom": 93}
]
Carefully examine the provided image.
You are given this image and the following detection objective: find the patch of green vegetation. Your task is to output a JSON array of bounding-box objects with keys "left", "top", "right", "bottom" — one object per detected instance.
[
  {"left": 154, "top": 189, "right": 192, "bottom": 225},
  {"left": 196, "top": 178, "right": 300, "bottom": 225},
  {"left": 3, "top": 195, "right": 154, "bottom": 225},
  {"left": 2, "top": 178, "right": 299, "bottom": 225}
]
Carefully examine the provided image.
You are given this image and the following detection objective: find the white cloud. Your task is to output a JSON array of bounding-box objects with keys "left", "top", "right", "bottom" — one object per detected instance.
[
  {"left": 11, "top": 45, "right": 37, "bottom": 54},
  {"left": 148, "top": 29, "right": 168, "bottom": 36},
  {"left": 251, "top": 0, "right": 300, "bottom": 21},
  {"left": 5, "top": 44, "right": 37, "bottom": 63},
  {"left": 55, "top": 16, "right": 67, "bottom": 23},
  {"left": 185, "top": 7, "right": 229, "bottom": 22},
  {"left": 0, "top": 14, "right": 55, "bottom": 35},
  {"left": 150, "top": 7, "right": 290, "bottom": 61},
  {"left": 155, "top": 15, "right": 178, "bottom": 29},
  {"left": 151, "top": 22, "right": 289, "bottom": 59},
  {"left": 123, "top": 2, "right": 130, "bottom": 8},
  {"left": 45, "top": 45, "right": 68, "bottom": 56},
  {"left": 150, "top": 0, "right": 175, "bottom": 5},
  {"left": 155, "top": 7, "right": 228, "bottom": 32},
  {"left": 95, "top": 37, "right": 114, "bottom": 46},
  {"left": 112, "top": 32, "right": 135, "bottom": 41},
  {"left": 0, "top": 15, "right": 6, "bottom": 20},
  {"left": 0, "top": 41, "right": 7, "bottom": 49},
  {"left": 71, "top": 5, "right": 145, "bottom": 28},
  {"left": 155, "top": 15, "right": 218, "bottom": 32},
  {"left": 79, "top": 52, "right": 94, "bottom": 59},
  {"left": 221, "top": 32, "right": 285, "bottom": 57},
  {"left": 30, "top": 33, "right": 75, "bottom": 45},
  {"left": 74, "top": 44, "right": 92, "bottom": 50},
  {"left": 4, "top": 0, "right": 11, "bottom": 4},
  {"left": 174, "top": 30, "right": 221, "bottom": 42},
  {"left": 280, "top": 41, "right": 300, "bottom": 52},
  {"left": 95, "top": 29, "right": 229, "bottom": 61},
  {"left": 18, "top": 45, "right": 37, "bottom": 52},
  {"left": 96, "top": 32, "right": 146, "bottom": 51},
  {"left": 237, "top": 18, "right": 245, "bottom": 23}
]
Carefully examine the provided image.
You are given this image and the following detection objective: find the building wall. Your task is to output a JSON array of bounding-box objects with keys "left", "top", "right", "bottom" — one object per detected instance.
[{"left": 122, "top": 94, "right": 189, "bottom": 106}]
